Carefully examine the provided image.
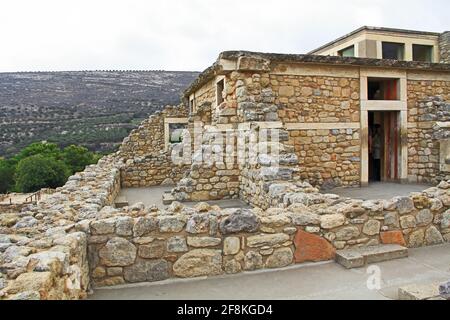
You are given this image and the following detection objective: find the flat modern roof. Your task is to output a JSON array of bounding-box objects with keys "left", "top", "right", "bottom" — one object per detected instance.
[
  {"left": 308, "top": 26, "right": 441, "bottom": 55},
  {"left": 184, "top": 50, "right": 450, "bottom": 97}
]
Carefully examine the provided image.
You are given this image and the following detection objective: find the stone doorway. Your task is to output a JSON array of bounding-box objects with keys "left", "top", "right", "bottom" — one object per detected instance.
[{"left": 368, "top": 111, "right": 401, "bottom": 182}]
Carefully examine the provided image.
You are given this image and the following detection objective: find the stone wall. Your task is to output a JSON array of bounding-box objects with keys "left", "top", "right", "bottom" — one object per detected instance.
[
  {"left": 87, "top": 179, "right": 450, "bottom": 288},
  {"left": 119, "top": 105, "right": 190, "bottom": 187},
  {"left": 440, "top": 31, "right": 450, "bottom": 64},
  {"left": 407, "top": 80, "right": 450, "bottom": 183},
  {"left": 0, "top": 156, "right": 123, "bottom": 300},
  {"left": 287, "top": 128, "right": 360, "bottom": 187},
  {"left": 121, "top": 153, "right": 189, "bottom": 188}
]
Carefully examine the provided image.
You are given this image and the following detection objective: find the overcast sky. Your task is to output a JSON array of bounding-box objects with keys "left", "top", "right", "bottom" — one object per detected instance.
[{"left": 0, "top": 0, "right": 448, "bottom": 72}]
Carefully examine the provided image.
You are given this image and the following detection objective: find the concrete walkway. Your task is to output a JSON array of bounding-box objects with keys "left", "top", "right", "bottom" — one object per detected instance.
[
  {"left": 327, "top": 182, "right": 431, "bottom": 200},
  {"left": 90, "top": 243, "right": 450, "bottom": 300},
  {"left": 118, "top": 186, "right": 251, "bottom": 209}
]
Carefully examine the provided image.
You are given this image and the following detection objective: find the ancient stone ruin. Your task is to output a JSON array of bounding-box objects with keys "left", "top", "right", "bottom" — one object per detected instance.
[{"left": 1, "top": 26, "right": 450, "bottom": 300}]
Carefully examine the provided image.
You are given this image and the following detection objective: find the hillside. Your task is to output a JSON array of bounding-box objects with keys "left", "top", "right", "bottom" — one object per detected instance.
[{"left": 0, "top": 70, "right": 199, "bottom": 157}]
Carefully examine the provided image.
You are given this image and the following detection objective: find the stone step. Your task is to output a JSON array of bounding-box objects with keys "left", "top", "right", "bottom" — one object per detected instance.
[
  {"left": 162, "top": 192, "right": 175, "bottom": 205},
  {"left": 398, "top": 283, "right": 443, "bottom": 300},
  {"left": 335, "top": 244, "right": 408, "bottom": 269},
  {"left": 114, "top": 196, "right": 128, "bottom": 209}
]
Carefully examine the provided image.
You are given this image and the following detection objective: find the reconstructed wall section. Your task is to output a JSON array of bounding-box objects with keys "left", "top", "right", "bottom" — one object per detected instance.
[
  {"left": 119, "top": 105, "right": 190, "bottom": 187},
  {"left": 407, "top": 81, "right": 450, "bottom": 183}
]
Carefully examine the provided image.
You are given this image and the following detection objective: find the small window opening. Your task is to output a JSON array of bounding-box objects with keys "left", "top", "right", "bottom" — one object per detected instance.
[
  {"left": 368, "top": 78, "right": 400, "bottom": 100},
  {"left": 413, "top": 44, "right": 433, "bottom": 62},
  {"left": 168, "top": 123, "right": 186, "bottom": 144},
  {"left": 216, "top": 79, "right": 225, "bottom": 106},
  {"left": 382, "top": 42, "right": 404, "bottom": 60},
  {"left": 338, "top": 45, "right": 355, "bottom": 57},
  {"left": 189, "top": 98, "right": 195, "bottom": 113}
]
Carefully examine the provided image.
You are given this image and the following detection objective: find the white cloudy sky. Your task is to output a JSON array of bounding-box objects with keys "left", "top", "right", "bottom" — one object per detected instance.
[{"left": 0, "top": 0, "right": 448, "bottom": 72}]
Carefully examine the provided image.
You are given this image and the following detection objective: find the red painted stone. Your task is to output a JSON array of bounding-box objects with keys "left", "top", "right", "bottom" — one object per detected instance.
[
  {"left": 294, "top": 229, "right": 336, "bottom": 263},
  {"left": 380, "top": 230, "right": 406, "bottom": 246}
]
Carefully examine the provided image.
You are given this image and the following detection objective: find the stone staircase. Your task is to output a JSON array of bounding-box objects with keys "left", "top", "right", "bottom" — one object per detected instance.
[{"left": 335, "top": 244, "right": 409, "bottom": 269}]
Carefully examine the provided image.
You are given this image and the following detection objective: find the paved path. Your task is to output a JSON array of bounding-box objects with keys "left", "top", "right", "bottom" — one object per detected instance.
[
  {"left": 326, "top": 182, "right": 431, "bottom": 200},
  {"left": 90, "top": 243, "right": 450, "bottom": 300}
]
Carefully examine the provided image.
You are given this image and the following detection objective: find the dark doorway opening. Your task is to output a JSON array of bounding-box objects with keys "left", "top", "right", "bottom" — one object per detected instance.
[{"left": 368, "top": 111, "right": 400, "bottom": 182}]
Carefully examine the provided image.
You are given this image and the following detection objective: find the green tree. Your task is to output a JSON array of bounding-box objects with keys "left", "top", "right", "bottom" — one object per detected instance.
[
  {"left": 15, "top": 155, "right": 70, "bottom": 193},
  {"left": 14, "top": 142, "right": 61, "bottom": 162},
  {"left": 0, "top": 159, "right": 16, "bottom": 193},
  {"left": 61, "top": 145, "right": 98, "bottom": 174}
]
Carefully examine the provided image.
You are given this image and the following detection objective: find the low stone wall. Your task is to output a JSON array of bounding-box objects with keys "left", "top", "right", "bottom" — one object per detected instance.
[
  {"left": 87, "top": 179, "right": 450, "bottom": 287},
  {"left": 0, "top": 155, "right": 123, "bottom": 300}
]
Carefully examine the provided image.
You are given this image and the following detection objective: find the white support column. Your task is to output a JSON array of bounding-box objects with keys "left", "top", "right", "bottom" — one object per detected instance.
[{"left": 404, "top": 43, "right": 413, "bottom": 61}]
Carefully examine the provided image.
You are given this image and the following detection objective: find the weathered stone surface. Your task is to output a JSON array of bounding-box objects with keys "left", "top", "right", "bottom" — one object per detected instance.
[
  {"left": 362, "top": 220, "right": 381, "bottom": 236},
  {"left": 320, "top": 214, "right": 345, "bottom": 229},
  {"left": 91, "top": 219, "right": 115, "bottom": 235},
  {"left": 425, "top": 226, "right": 444, "bottom": 245},
  {"left": 265, "top": 248, "right": 293, "bottom": 268},
  {"left": 380, "top": 231, "right": 407, "bottom": 246},
  {"left": 138, "top": 241, "right": 165, "bottom": 259},
  {"left": 260, "top": 214, "right": 290, "bottom": 228},
  {"left": 158, "top": 215, "right": 186, "bottom": 233},
  {"left": 219, "top": 209, "right": 260, "bottom": 234},
  {"left": 408, "top": 229, "right": 425, "bottom": 247},
  {"left": 5, "top": 272, "right": 53, "bottom": 297},
  {"left": 173, "top": 249, "right": 222, "bottom": 277},
  {"left": 290, "top": 212, "right": 320, "bottom": 226},
  {"left": 246, "top": 233, "right": 289, "bottom": 247},
  {"left": 416, "top": 209, "right": 433, "bottom": 226},
  {"left": 94, "top": 276, "right": 125, "bottom": 287},
  {"left": 99, "top": 237, "right": 137, "bottom": 266},
  {"left": 115, "top": 217, "right": 134, "bottom": 236},
  {"left": 223, "top": 237, "right": 240, "bottom": 255},
  {"left": 400, "top": 215, "right": 416, "bottom": 229},
  {"left": 107, "top": 267, "right": 123, "bottom": 276},
  {"left": 384, "top": 212, "right": 399, "bottom": 228},
  {"left": 167, "top": 236, "right": 188, "bottom": 253},
  {"left": 123, "top": 259, "right": 169, "bottom": 283},
  {"left": 186, "top": 213, "right": 210, "bottom": 234},
  {"left": 133, "top": 217, "right": 158, "bottom": 237},
  {"left": 244, "top": 251, "right": 263, "bottom": 271},
  {"left": 224, "top": 259, "right": 242, "bottom": 274},
  {"left": 187, "top": 237, "right": 221, "bottom": 248},
  {"left": 399, "top": 283, "right": 441, "bottom": 300},
  {"left": 294, "top": 229, "right": 336, "bottom": 263},
  {"left": 335, "top": 226, "right": 360, "bottom": 241},
  {"left": 390, "top": 197, "right": 415, "bottom": 214}
]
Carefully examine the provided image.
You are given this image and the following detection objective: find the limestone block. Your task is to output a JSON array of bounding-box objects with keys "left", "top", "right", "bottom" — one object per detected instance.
[{"left": 173, "top": 249, "right": 222, "bottom": 278}]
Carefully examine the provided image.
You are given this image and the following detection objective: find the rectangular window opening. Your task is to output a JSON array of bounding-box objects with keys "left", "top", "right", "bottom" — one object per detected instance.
[
  {"left": 338, "top": 45, "right": 355, "bottom": 57},
  {"left": 189, "top": 98, "right": 195, "bottom": 113},
  {"left": 367, "top": 78, "right": 400, "bottom": 100},
  {"left": 382, "top": 42, "right": 404, "bottom": 60},
  {"left": 413, "top": 44, "right": 433, "bottom": 62},
  {"left": 216, "top": 79, "right": 225, "bottom": 106},
  {"left": 168, "top": 123, "right": 187, "bottom": 144}
]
